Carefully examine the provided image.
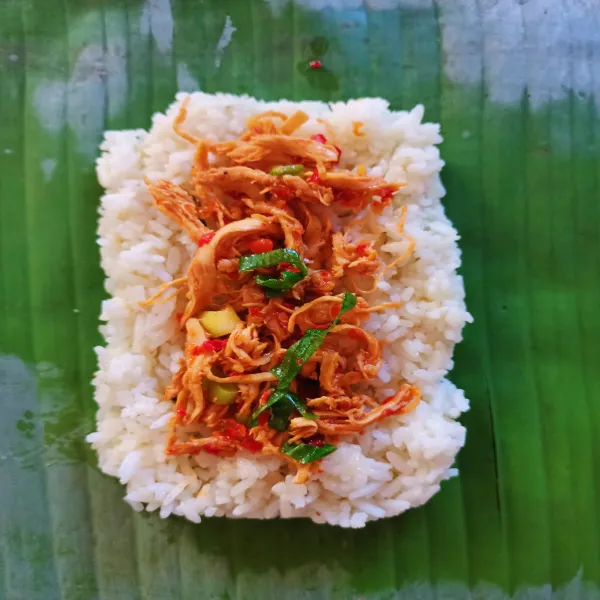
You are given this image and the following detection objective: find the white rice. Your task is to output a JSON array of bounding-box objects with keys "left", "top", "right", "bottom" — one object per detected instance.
[{"left": 88, "top": 92, "right": 472, "bottom": 527}]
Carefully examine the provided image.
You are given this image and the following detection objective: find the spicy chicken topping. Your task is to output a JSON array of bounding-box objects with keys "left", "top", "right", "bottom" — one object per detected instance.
[{"left": 145, "top": 99, "right": 421, "bottom": 483}]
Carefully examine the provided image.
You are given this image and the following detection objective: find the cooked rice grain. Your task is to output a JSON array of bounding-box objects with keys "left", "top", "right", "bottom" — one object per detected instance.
[{"left": 88, "top": 92, "right": 472, "bottom": 527}]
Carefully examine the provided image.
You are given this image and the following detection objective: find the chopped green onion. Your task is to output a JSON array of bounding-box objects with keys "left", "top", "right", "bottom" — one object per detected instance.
[
  {"left": 280, "top": 441, "right": 337, "bottom": 463},
  {"left": 239, "top": 249, "right": 308, "bottom": 296},
  {"left": 239, "top": 248, "right": 307, "bottom": 276},
  {"left": 267, "top": 396, "right": 294, "bottom": 431},
  {"left": 255, "top": 271, "right": 305, "bottom": 297},
  {"left": 286, "top": 393, "right": 318, "bottom": 420},
  {"left": 206, "top": 380, "right": 238, "bottom": 405},
  {"left": 271, "top": 292, "right": 357, "bottom": 389},
  {"left": 255, "top": 271, "right": 304, "bottom": 290},
  {"left": 248, "top": 389, "right": 286, "bottom": 427},
  {"left": 264, "top": 391, "right": 317, "bottom": 431},
  {"left": 270, "top": 164, "right": 305, "bottom": 177},
  {"left": 249, "top": 292, "right": 357, "bottom": 426}
]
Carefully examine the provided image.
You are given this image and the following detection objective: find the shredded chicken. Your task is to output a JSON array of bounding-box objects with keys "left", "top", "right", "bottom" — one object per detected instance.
[
  {"left": 147, "top": 179, "right": 210, "bottom": 242},
  {"left": 311, "top": 385, "right": 421, "bottom": 435},
  {"left": 213, "top": 135, "right": 340, "bottom": 167},
  {"left": 193, "top": 165, "right": 334, "bottom": 206},
  {"left": 144, "top": 101, "right": 418, "bottom": 482},
  {"left": 183, "top": 218, "right": 279, "bottom": 322}
]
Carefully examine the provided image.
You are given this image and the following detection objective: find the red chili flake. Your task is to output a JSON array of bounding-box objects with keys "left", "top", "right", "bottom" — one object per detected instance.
[
  {"left": 310, "top": 134, "right": 327, "bottom": 144},
  {"left": 307, "top": 436, "right": 324, "bottom": 447},
  {"left": 309, "top": 60, "right": 322, "bottom": 69},
  {"left": 222, "top": 420, "right": 247, "bottom": 439},
  {"left": 372, "top": 189, "right": 394, "bottom": 214},
  {"left": 176, "top": 312, "right": 184, "bottom": 323},
  {"left": 356, "top": 243, "right": 369, "bottom": 256},
  {"left": 202, "top": 443, "right": 223, "bottom": 456},
  {"left": 249, "top": 307, "right": 263, "bottom": 318},
  {"left": 176, "top": 408, "right": 187, "bottom": 417},
  {"left": 259, "top": 389, "right": 273, "bottom": 406},
  {"left": 280, "top": 262, "right": 300, "bottom": 273},
  {"left": 296, "top": 359, "right": 303, "bottom": 366},
  {"left": 272, "top": 185, "right": 293, "bottom": 200},
  {"left": 379, "top": 189, "right": 395, "bottom": 202},
  {"left": 257, "top": 411, "right": 270, "bottom": 427},
  {"left": 308, "top": 171, "right": 322, "bottom": 185},
  {"left": 333, "top": 145, "right": 342, "bottom": 163},
  {"left": 197, "top": 232, "right": 215, "bottom": 247},
  {"left": 241, "top": 437, "right": 263, "bottom": 453},
  {"left": 197, "top": 339, "right": 228, "bottom": 353},
  {"left": 248, "top": 237, "right": 274, "bottom": 254}
]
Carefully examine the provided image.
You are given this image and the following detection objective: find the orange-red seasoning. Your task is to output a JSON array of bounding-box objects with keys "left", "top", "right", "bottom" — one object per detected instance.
[
  {"left": 348, "top": 329, "right": 364, "bottom": 341},
  {"left": 308, "top": 171, "right": 322, "bottom": 185},
  {"left": 272, "top": 186, "right": 294, "bottom": 200},
  {"left": 280, "top": 262, "right": 300, "bottom": 273},
  {"left": 356, "top": 243, "right": 369, "bottom": 256},
  {"left": 259, "top": 389, "right": 273, "bottom": 406},
  {"left": 221, "top": 420, "right": 247, "bottom": 439},
  {"left": 202, "top": 444, "right": 223, "bottom": 456},
  {"left": 333, "top": 145, "right": 342, "bottom": 163},
  {"left": 197, "top": 232, "right": 215, "bottom": 247},
  {"left": 248, "top": 238, "right": 274, "bottom": 254},
  {"left": 307, "top": 436, "right": 324, "bottom": 447},
  {"left": 196, "top": 339, "right": 227, "bottom": 353},
  {"left": 310, "top": 134, "right": 327, "bottom": 144},
  {"left": 241, "top": 437, "right": 263, "bottom": 453}
]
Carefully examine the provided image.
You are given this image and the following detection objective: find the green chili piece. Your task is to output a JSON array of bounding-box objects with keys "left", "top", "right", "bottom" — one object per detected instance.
[{"left": 270, "top": 164, "right": 305, "bottom": 177}]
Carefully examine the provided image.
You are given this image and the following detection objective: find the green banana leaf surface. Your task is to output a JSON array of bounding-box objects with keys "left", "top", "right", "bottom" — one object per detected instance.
[{"left": 1, "top": 0, "right": 600, "bottom": 598}]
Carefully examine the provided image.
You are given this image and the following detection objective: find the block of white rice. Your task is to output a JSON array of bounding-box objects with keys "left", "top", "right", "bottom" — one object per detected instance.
[{"left": 89, "top": 92, "right": 472, "bottom": 527}]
